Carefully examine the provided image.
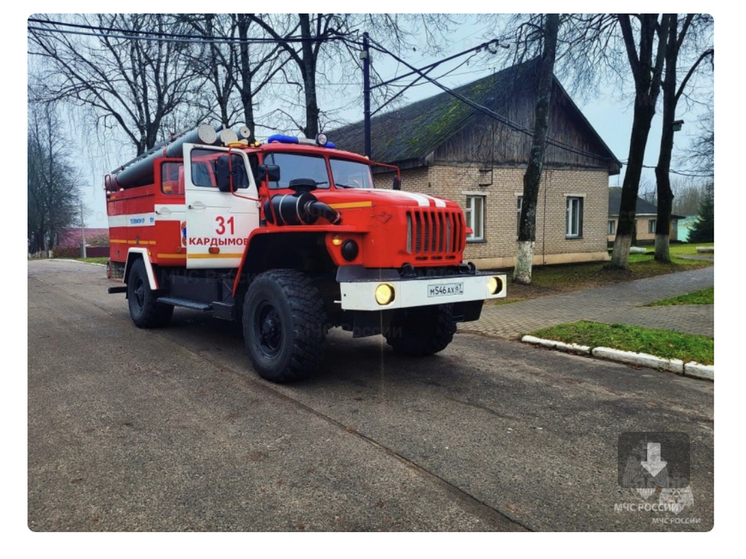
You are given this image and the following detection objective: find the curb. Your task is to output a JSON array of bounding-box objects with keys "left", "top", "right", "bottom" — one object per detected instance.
[{"left": 521, "top": 336, "right": 713, "bottom": 381}]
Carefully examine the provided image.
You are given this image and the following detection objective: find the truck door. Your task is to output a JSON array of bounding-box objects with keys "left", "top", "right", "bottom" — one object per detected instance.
[{"left": 184, "top": 144, "right": 259, "bottom": 269}]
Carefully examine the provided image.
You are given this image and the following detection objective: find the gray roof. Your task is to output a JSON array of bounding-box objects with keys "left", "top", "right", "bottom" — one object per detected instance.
[
  {"left": 608, "top": 187, "right": 685, "bottom": 219},
  {"left": 328, "top": 58, "right": 620, "bottom": 172}
]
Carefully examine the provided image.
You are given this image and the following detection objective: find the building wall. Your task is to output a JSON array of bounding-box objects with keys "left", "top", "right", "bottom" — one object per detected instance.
[
  {"left": 387, "top": 164, "right": 610, "bottom": 269},
  {"left": 606, "top": 216, "right": 680, "bottom": 244}
]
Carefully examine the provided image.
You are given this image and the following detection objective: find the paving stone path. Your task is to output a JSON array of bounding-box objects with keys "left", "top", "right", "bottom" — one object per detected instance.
[{"left": 463, "top": 267, "right": 714, "bottom": 339}]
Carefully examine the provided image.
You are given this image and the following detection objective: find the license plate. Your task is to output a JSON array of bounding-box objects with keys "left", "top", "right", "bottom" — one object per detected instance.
[{"left": 427, "top": 282, "right": 464, "bottom": 298}]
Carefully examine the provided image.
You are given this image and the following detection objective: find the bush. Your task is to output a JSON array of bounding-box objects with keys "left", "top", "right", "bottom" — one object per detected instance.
[
  {"left": 52, "top": 246, "right": 82, "bottom": 258},
  {"left": 687, "top": 193, "right": 714, "bottom": 243}
]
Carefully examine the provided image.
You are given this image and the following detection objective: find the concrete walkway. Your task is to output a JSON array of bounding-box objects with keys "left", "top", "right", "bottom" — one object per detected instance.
[{"left": 463, "top": 267, "right": 714, "bottom": 339}]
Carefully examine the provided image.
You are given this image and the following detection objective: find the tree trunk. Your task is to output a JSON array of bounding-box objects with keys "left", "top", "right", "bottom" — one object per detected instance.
[
  {"left": 513, "top": 13, "right": 559, "bottom": 285},
  {"left": 237, "top": 14, "right": 257, "bottom": 142},
  {"left": 609, "top": 15, "right": 668, "bottom": 270},
  {"left": 299, "top": 14, "right": 319, "bottom": 138},
  {"left": 654, "top": 15, "right": 678, "bottom": 263}
]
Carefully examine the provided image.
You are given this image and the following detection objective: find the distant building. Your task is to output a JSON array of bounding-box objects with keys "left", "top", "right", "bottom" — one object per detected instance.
[
  {"left": 56, "top": 228, "right": 110, "bottom": 258},
  {"left": 677, "top": 216, "right": 698, "bottom": 243},
  {"left": 56, "top": 228, "right": 109, "bottom": 248},
  {"left": 329, "top": 58, "right": 621, "bottom": 269},
  {"left": 607, "top": 188, "right": 685, "bottom": 244}
]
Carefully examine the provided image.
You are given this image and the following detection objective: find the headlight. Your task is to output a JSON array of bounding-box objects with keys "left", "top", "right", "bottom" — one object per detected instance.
[
  {"left": 375, "top": 283, "right": 395, "bottom": 305},
  {"left": 488, "top": 276, "right": 503, "bottom": 295}
]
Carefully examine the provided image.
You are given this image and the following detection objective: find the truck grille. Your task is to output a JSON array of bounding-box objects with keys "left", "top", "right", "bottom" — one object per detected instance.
[{"left": 406, "top": 209, "right": 464, "bottom": 257}]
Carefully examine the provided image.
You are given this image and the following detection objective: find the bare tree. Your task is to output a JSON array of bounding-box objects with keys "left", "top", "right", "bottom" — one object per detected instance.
[
  {"left": 685, "top": 105, "right": 714, "bottom": 178},
  {"left": 247, "top": 14, "right": 346, "bottom": 138},
  {"left": 608, "top": 14, "right": 670, "bottom": 269},
  {"left": 179, "top": 14, "right": 237, "bottom": 128},
  {"left": 179, "top": 14, "right": 288, "bottom": 141},
  {"left": 247, "top": 14, "right": 457, "bottom": 138},
  {"left": 654, "top": 14, "right": 713, "bottom": 262},
  {"left": 671, "top": 178, "right": 708, "bottom": 216},
  {"left": 29, "top": 14, "right": 205, "bottom": 155},
  {"left": 234, "top": 14, "right": 289, "bottom": 142},
  {"left": 514, "top": 14, "right": 560, "bottom": 284},
  {"left": 28, "top": 102, "right": 81, "bottom": 254}
]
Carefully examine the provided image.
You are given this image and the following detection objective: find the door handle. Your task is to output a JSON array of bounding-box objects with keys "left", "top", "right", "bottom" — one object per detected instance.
[{"left": 188, "top": 201, "right": 206, "bottom": 210}]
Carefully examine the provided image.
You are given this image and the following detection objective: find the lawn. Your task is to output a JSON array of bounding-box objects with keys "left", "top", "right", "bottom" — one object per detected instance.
[
  {"left": 489, "top": 243, "right": 713, "bottom": 305},
  {"left": 648, "top": 287, "right": 714, "bottom": 307},
  {"left": 530, "top": 321, "right": 714, "bottom": 365}
]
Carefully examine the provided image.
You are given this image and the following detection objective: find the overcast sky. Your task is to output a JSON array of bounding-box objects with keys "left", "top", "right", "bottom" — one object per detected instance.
[{"left": 28, "top": 12, "right": 715, "bottom": 228}]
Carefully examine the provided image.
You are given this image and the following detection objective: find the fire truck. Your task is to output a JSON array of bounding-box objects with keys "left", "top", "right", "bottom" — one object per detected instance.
[{"left": 106, "top": 124, "right": 506, "bottom": 383}]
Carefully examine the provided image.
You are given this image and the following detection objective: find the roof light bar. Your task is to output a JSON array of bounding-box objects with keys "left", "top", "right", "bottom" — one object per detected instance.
[{"left": 266, "top": 134, "right": 335, "bottom": 149}]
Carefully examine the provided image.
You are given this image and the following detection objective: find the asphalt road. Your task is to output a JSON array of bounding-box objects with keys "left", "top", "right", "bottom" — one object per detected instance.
[{"left": 28, "top": 260, "right": 714, "bottom": 532}]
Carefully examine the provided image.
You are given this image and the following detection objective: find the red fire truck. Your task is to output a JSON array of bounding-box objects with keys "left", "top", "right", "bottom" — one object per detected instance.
[{"left": 106, "top": 124, "right": 506, "bottom": 383}]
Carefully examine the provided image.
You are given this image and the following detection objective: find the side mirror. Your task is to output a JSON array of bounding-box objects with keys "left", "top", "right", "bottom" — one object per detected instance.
[
  {"left": 216, "top": 154, "right": 249, "bottom": 192},
  {"left": 215, "top": 155, "right": 231, "bottom": 192},
  {"left": 393, "top": 176, "right": 401, "bottom": 191},
  {"left": 256, "top": 164, "right": 281, "bottom": 183}
]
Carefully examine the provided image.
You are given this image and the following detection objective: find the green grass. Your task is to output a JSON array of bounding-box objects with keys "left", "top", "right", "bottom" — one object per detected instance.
[
  {"left": 530, "top": 321, "right": 714, "bottom": 365},
  {"left": 648, "top": 287, "right": 714, "bottom": 307},
  {"left": 489, "top": 244, "right": 713, "bottom": 306},
  {"left": 668, "top": 242, "right": 714, "bottom": 256},
  {"left": 76, "top": 257, "right": 108, "bottom": 264}
]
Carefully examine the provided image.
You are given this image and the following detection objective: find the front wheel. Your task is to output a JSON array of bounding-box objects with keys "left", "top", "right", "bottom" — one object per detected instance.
[
  {"left": 385, "top": 304, "right": 456, "bottom": 357},
  {"left": 243, "top": 269, "right": 327, "bottom": 383},
  {"left": 127, "top": 259, "right": 173, "bottom": 328}
]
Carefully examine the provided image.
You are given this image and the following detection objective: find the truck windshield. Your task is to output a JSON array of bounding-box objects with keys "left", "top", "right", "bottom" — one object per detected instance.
[
  {"left": 329, "top": 158, "right": 374, "bottom": 189},
  {"left": 264, "top": 153, "right": 329, "bottom": 190}
]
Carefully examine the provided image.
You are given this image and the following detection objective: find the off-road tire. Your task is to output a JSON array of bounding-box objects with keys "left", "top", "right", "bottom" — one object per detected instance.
[
  {"left": 243, "top": 269, "right": 327, "bottom": 383},
  {"left": 127, "top": 259, "right": 173, "bottom": 328},
  {"left": 385, "top": 304, "right": 456, "bottom": 357}
]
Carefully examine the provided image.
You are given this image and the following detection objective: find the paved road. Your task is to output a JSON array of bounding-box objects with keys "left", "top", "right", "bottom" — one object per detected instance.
[
  {"left": 27, "top": 260, "right": 714, "bottom": 532},
  {"left": 468, "top": 267, "right": 714, "bottom": 339}
]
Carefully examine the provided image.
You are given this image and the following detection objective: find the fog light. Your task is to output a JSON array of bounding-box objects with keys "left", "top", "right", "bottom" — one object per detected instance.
[
  {"left": 341, "top": 239, "right": 359, "bottom": 261},
  {"left": 488, "top": 276, "right": 503, "bottom": 295},
  {"left": 375, "top": 283, "right": 395, "bottom": 305}
]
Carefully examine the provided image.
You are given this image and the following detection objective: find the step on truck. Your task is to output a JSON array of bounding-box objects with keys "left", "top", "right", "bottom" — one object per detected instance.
[{"left": 106, "top": 124, "right": 506, "bottom": 383}]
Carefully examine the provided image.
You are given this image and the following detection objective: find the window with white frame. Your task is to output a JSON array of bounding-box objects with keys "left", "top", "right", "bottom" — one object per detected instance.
[
  {"left": 648, "top": 219, "right": 657, "bottom": 234},
  {"left": 516, "top": 196, "right": 523, "bottom": 236},
  {"left": 608, "top": 220, "right": 616, "bottom": 235},
  {"left": 566, "top": 196, "right": 583, "bottom": 238},
  {"left": 465, "top": 195, "right": 485, "bottom": 241}
]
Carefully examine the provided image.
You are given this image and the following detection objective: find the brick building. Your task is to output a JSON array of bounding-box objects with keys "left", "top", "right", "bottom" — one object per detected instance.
[
  {"left": 607, "top": 187, "right": 684, "bottom": 244},
  {"left": 329, "top": 59, "right": 621, "bottom": 270}
]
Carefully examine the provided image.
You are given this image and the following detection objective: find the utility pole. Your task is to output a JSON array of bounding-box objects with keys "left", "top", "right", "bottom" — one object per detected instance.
[
  {"left": 80, "top": 201, "right": 87, "bottom": 259},
  {"left": 361, "top": 32, "right": 371, "bottom": 158}
]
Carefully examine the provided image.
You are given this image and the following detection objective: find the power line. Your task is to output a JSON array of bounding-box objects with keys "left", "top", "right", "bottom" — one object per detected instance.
[
  {"left": 28, "top": 17, "right": 346, "bottom": 46},
  {"left": 637, "top": 163, "right": 713, "bottom": 178}
]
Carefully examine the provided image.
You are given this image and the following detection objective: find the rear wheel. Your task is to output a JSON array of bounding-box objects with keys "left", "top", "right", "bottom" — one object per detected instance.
[
  {"left": 243, "top": 269, "right": 327, "bottom": 383},
  {"left": 127, "top": 259, "right": 173, "bottom": 328},
  {"left": 385, "top": 304, "right": 456, "bottom": 356}
]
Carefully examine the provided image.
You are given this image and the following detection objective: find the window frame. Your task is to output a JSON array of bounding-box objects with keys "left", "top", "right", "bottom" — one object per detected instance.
[
  {"left": 565, "top": 196, "right": 584, "bottom": 239},
  {"left": 465, "top": 194, "right": 486, "bottom": 242}
]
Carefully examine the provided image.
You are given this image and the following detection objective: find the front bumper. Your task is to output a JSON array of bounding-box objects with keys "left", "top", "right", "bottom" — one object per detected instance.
[{"left": 338, "top": 271, "right": 507, "bottom": 312}]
